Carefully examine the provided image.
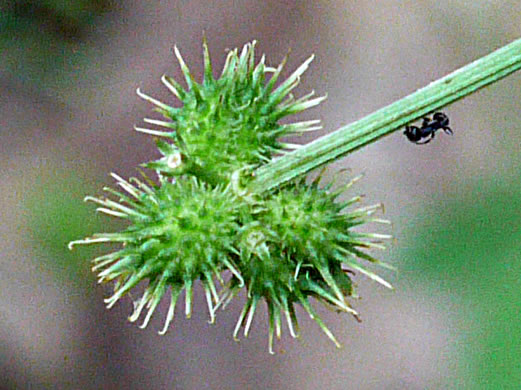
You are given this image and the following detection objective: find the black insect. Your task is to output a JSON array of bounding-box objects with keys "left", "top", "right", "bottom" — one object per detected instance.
[{"left": 404, "top": 112, "right": 453, "bottom": 144}]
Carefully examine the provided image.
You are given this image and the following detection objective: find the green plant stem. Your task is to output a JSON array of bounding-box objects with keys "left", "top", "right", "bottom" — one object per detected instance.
[{"left": 251, "top": 38, "right": 521, "bottom": 193}]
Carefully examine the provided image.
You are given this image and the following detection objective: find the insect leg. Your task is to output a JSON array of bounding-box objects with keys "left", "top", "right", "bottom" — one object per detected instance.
[{"left": 416, "top": 132, "right": 434, "bottom": 144}]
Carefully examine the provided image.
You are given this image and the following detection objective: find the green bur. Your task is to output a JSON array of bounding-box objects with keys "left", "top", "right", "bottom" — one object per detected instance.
[{"left": 70, "top": 40, "right": 391, "bottom": 353}]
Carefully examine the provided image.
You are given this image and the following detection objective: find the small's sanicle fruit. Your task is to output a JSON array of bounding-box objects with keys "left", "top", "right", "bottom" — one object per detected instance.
[{"left": 70, "top": 40, "right": 392, "bottom": 353}]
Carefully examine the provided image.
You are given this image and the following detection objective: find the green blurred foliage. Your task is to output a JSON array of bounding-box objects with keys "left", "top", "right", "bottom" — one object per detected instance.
[
  {"left": 25, "top": 170, "right": 120, "bottom": 290},
  {"left": 405, "top": 177, "right": 521, "bottom": 388},
  {"left": 0, "top": 0, "right": 116, "bottom": 82}
]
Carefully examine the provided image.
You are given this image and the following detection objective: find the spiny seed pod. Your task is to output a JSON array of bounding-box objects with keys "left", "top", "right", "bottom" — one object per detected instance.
[
  {"left": 69, "top": 174, "right": 243, "bottom": 331},
  {"left": 70, "top": 40, "right": 392, "bottom": 352},
  {"left": 219, "top": 173, "right": 392, "bottom": 353},
  {"left": 135, "top": 39, "right": 324, "bottom": 184}
]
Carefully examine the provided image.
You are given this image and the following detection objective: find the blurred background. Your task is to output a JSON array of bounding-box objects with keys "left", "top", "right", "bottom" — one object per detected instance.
[{"left": 1, "top": 1, "right": 521, "bottom": 389}]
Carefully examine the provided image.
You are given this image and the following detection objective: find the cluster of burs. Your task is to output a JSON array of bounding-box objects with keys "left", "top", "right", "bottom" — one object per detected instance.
[{"left": 70, "top": 41, "right": 391, "bottom": 353}]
